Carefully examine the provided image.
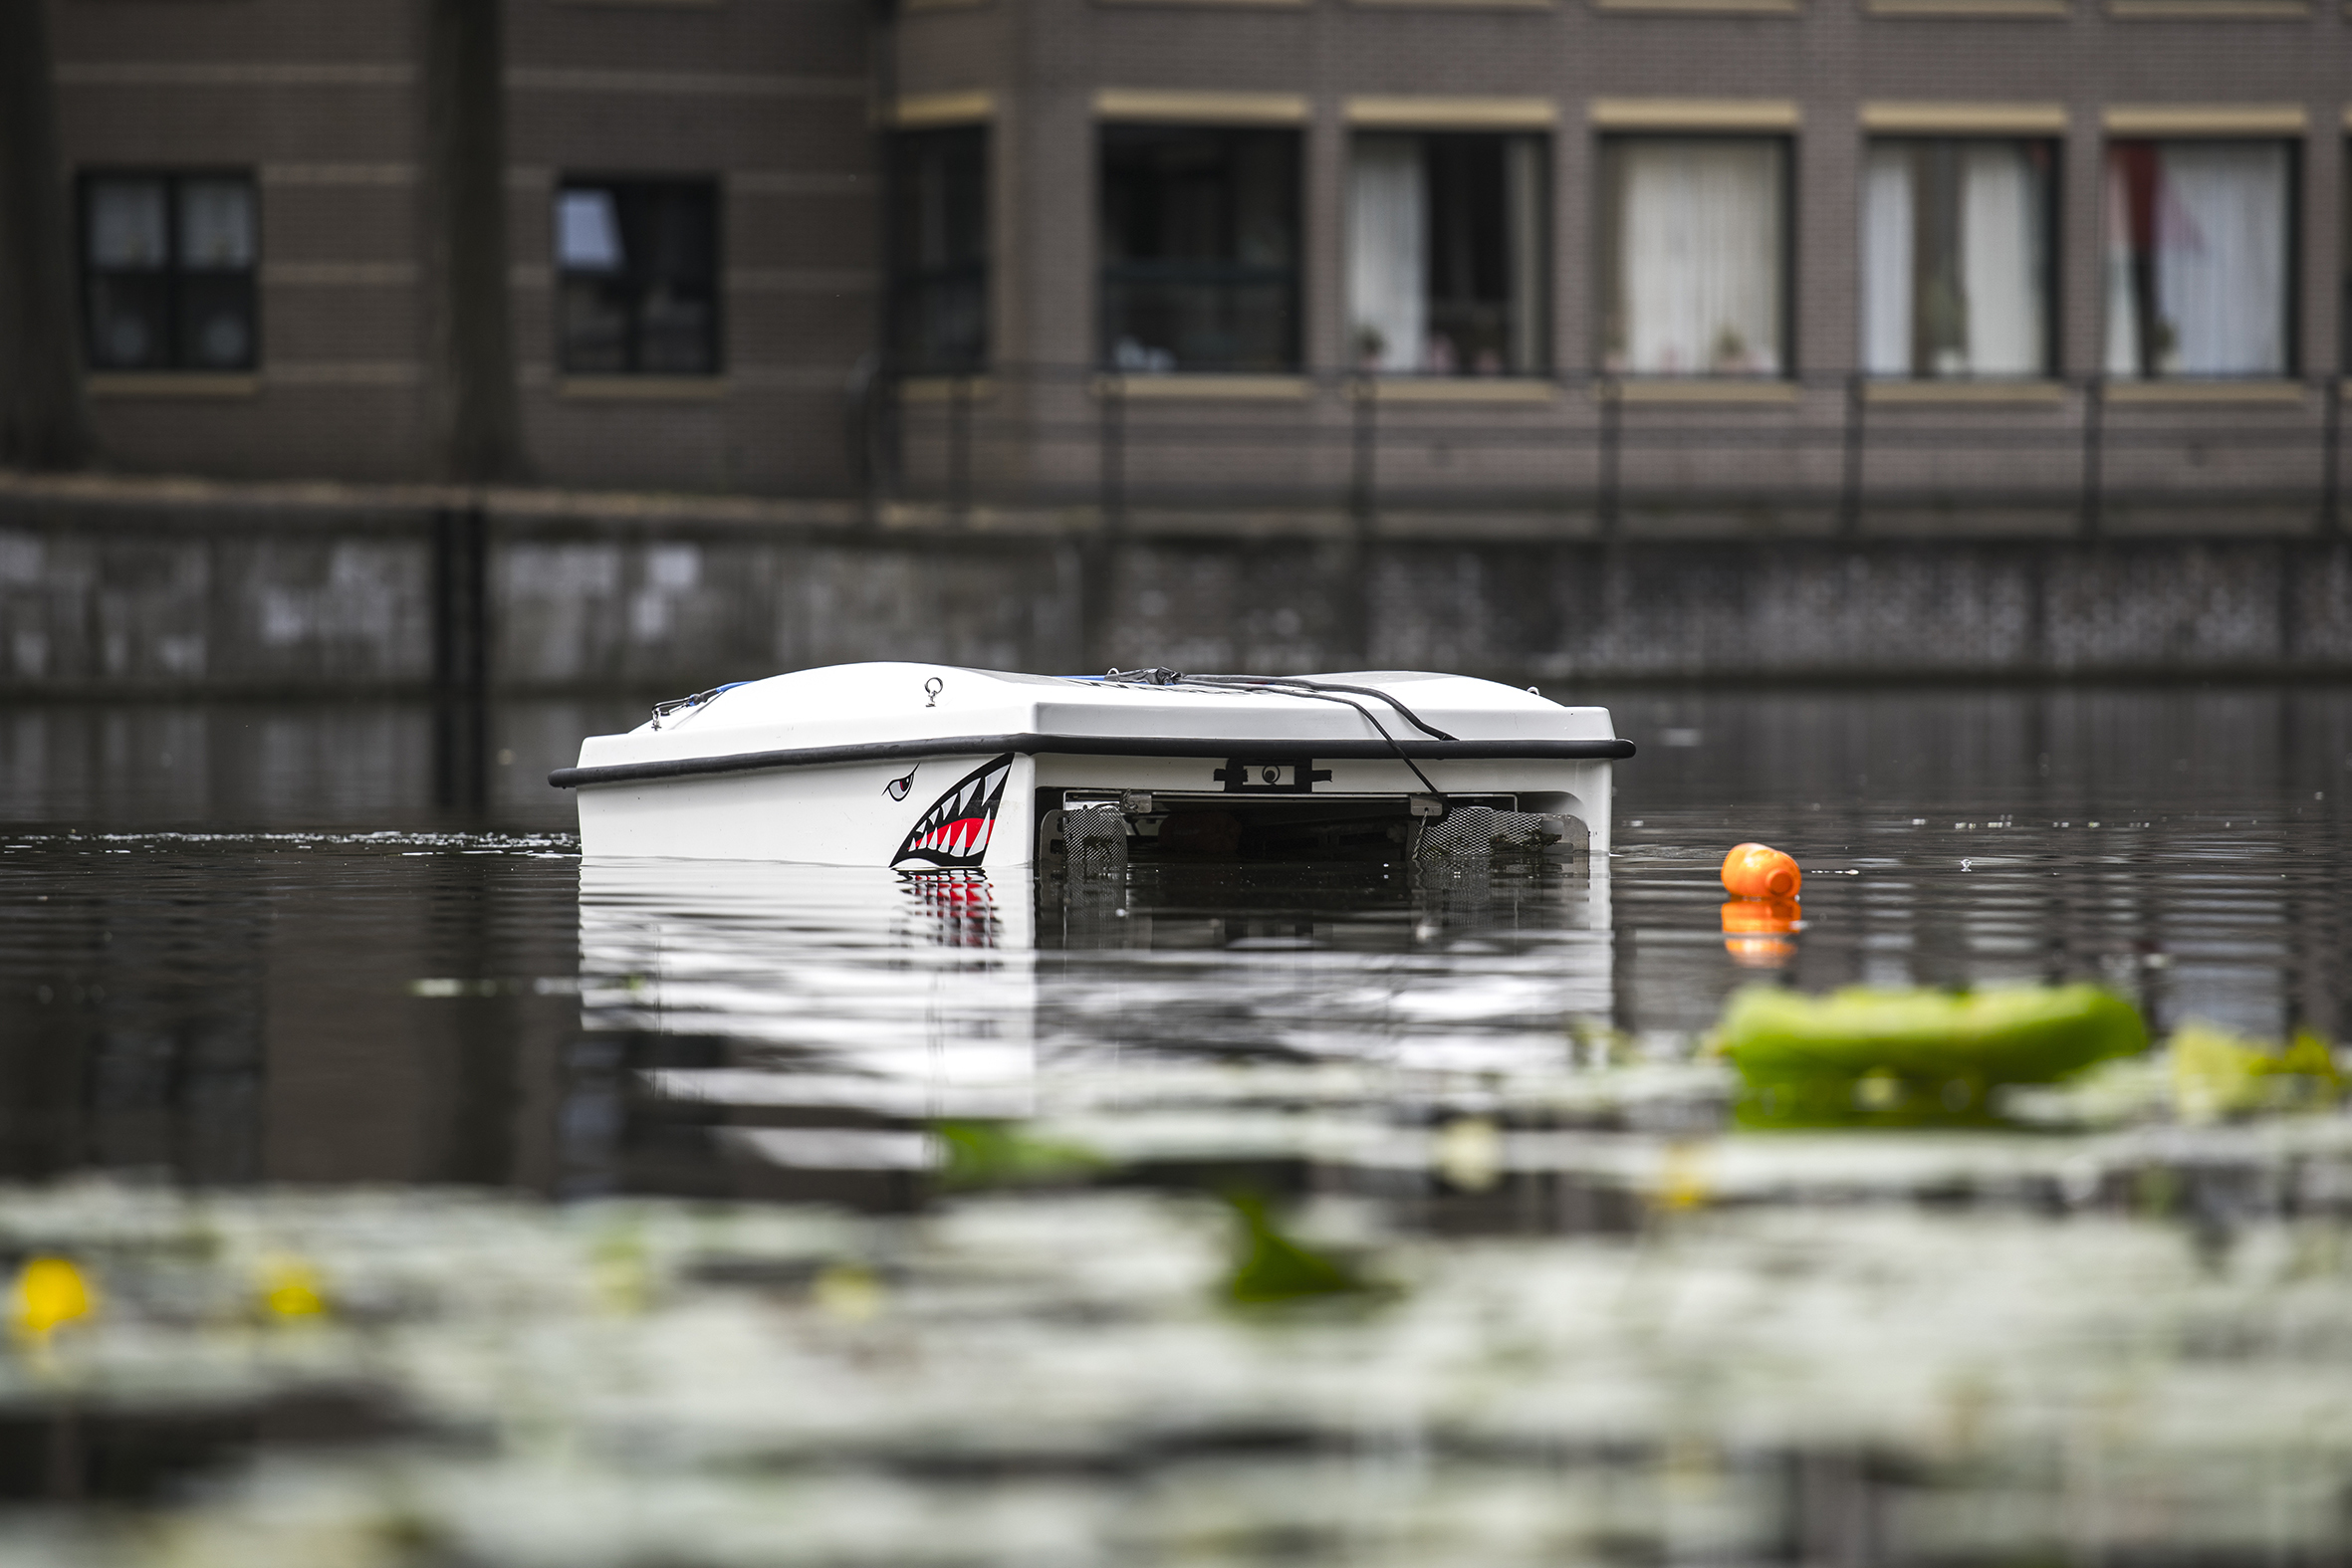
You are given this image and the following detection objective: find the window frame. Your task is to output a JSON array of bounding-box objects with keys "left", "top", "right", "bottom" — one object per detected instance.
[
  {"left": 2103, "top": 136, "right": 2300, "bottom": 381},
  {"left": 1096, "top": 122, "right": 1304, "bottom": 374},
  {"left": 1347, "top": 128, "right": 1552, "bottom": 378},
  {"left": 553, "top": 175, "right": 725, "bottom": 378},
  {"left": 1859, "top": 133, "right": 2062, "bottom": 383},
  {"left": 77, "top": 167, "right": 262, "bottom": 375},
  {"left": 1595, "top": 132, "right": 1796, "bottom": 380}
]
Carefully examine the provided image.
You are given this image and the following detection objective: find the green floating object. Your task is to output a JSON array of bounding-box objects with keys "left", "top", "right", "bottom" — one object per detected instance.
[
  {"left": 1719, "top": 984, "right": 2148, "bottom": 1128},
  {"left": 1222, "top": 1192, "right": 1382, "bottom": 1309},
  {"left": 932, "top": 1121, "right": 1106, "bottom": 1191},
  {"left": 2172, "top": 1021, "right": 2345, "bottom": 1123}
]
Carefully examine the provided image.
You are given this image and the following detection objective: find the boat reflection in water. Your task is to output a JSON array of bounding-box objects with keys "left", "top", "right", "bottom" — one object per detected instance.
[{"left": 570, "top": 847, "right": 1612, "bottom": 1204}]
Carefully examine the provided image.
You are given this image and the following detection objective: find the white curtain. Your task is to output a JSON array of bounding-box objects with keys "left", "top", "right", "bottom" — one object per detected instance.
[
  {"left": 1864, "top": 142, "right": 2043, "bottom": 379},
  {"left": 1960, "top": 143, "right": 2042, "bottom": 375},
  {"left": 179, "top": 179, "right": 256, "bottom": 270},
  {"left": 1617, "top": 140, "right": 1782, "bottom": 375},
  {"left": 88, "top": 179, "right": 167, "bottom": 268},
  {"left": 557, "top": 188, "right": 623, "bottom": 272},
  {"left": 2107, "top": 141, "right": 2289, "bottom": 377},
  {"left": 1861, "top": 145, "right": 1913, "bottom": 376},
  {"left": 1348, "top": 136, "right": 1425, "bottom": 372},
  {"left": 2154, "top": 142, "right": 2288, "bottom": 376},
  {"left": 2103, "top": 165, "right": 2141, "bottom": 375}
]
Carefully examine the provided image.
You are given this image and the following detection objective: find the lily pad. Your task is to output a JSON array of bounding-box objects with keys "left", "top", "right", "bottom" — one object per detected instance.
[{"left": 1719, "top": 984, "right": 2147, "bottom": 1128}]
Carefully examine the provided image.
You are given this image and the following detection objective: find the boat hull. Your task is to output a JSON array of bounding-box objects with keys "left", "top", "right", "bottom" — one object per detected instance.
[{"left": 576, "top": 749, "right": 1611, "bottom": 867}]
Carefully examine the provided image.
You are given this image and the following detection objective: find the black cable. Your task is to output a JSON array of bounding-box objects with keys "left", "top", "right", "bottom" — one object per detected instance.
[
  {"left": 1181, "top": 674, "right": 1459, "bottom": 742},
  {"left": 1210, "top": 684, "right": 1449, "bottom": 802},
  {"left": 1096, "top": 668, "right": 1451, "bottom": 802}
]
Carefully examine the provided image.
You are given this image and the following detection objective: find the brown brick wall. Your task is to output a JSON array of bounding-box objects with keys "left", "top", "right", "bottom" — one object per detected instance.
[
  {"left": 907, "top": 0, "right": 2351, "bottom": 378},
  {"left": 42, "top": 0, "right": 2352, "bottom": 498},
  {"left": 52, "top": 0, "right": 876, "bottom": 492}
]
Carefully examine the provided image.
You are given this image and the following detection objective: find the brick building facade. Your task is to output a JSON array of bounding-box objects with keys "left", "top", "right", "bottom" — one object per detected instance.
[
  {"left": 20, "top": 0, "right": 2352, "bottom": 521},
  {"left": 44, "top": 0, "right": 875, "bottom": 492}
]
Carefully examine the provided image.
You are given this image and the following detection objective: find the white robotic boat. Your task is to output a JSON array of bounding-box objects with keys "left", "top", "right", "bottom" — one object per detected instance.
[{"left": 552, "top": 663, "right": 1632, "bottom": 870}]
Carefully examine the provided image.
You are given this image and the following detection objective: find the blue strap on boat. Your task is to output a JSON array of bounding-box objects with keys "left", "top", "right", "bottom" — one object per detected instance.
[{"left": 650, "top": 680, "right": 753, "bottom": 728}]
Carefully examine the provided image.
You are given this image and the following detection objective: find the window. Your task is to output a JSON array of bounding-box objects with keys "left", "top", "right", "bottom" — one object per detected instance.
[
  {"left": 81, "top": 172, "right": 259, "bottom": 372},
  {"left": 555, "top": 179, "right": 720, "bottom": 375},
  {"left": 1349, "top": 133, "right": 1547, "bottom": 376},
  {"left": 889, "top": 127, "right": 989, "bottom": 373},
  {"left": 1863, "top": 139, "right": 2054, "bottom": 380},
  {"left": 1599, "top": 137, "right": 1787, "bottom": 377},
  {"left": 2104, "top": 140, "right": 2293, "bottom": 379},
  {"left": 1099, "top": 125, "right": 1299, "bottom": 372}
]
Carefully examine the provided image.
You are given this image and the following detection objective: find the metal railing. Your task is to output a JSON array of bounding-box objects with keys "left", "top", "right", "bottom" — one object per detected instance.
[{"left": 854, "top": 365, "right": 2349, "bottom": 538}]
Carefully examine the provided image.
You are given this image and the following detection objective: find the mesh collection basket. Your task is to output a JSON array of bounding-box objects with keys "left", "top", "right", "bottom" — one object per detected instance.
[
  {"left": 1415, "top": 806, "right": 1578, "bottom": 864},
  {"left": 1047, "top": 804, "right": 1130, "bottom": 881}
]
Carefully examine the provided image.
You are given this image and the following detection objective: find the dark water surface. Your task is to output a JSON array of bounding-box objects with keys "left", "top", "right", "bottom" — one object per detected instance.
[
  {"left": 2, "top": 686, "right": 2351, "bottom": 1568},
  {"left": 2, "top": 686, "right": 2345, "bottom": 1194}
]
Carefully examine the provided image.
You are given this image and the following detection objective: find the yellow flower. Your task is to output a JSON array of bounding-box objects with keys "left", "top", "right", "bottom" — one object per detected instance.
[
  {"left": 11, "top": 1256, "right": 97, "bottom": 1340},
  {"left": 259, "top": 1255, "right": 328, "bottom": 1319},
  {"left": 812, "top": 1262, "right": 883, "bottom": 1323},
  {"left": 1653, "top": 1142, "right": 1711, "bottom": 1212}
]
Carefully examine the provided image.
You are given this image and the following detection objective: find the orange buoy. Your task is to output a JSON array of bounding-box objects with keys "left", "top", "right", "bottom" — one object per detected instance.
[
  {"left": 1719, "top": 896, "right": 1800, "bottom": 935},
  {"left": 1721, "top": 842, "right": 1801, "bottom": 901},
  {"left": 1721, "top": 896, "right": 1800, "bottom": 969}
]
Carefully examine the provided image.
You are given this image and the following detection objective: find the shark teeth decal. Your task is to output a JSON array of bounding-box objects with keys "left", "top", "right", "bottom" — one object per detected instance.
[{"left": 891, "top": 754, "right": 1014, "bottom": 871}]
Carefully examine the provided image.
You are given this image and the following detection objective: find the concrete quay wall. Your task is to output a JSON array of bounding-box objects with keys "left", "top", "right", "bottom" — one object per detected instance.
[{"left": 1, "top": 483, "right": 2347, "bottom": 694}]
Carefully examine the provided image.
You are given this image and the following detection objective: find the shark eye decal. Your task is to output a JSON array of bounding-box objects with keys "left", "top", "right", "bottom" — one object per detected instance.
[
  {"left": 884, "top": 764, "right": 918, "bottom": 801},
  {"left": 890, "top": 754, "right": 1014, "bottom": 871}
]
